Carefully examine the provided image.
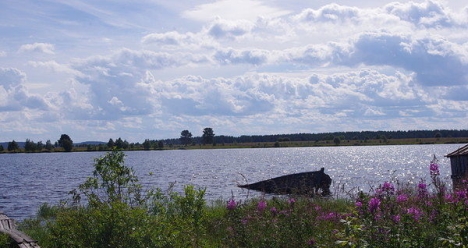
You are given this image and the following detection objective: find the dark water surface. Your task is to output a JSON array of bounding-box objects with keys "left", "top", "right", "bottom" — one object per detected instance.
[{"left": 0, "top": 144, "right": 463, "bottom": 220}]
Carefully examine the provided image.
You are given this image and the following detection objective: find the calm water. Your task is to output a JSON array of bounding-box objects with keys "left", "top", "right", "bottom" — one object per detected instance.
[{"left": 0, "top": 144, "right": 463, "bottom": 220}]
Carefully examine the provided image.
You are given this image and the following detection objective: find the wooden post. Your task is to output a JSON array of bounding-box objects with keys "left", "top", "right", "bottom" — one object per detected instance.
[{"left": 0, "top": 213, "right": 40, "bottom": 248}]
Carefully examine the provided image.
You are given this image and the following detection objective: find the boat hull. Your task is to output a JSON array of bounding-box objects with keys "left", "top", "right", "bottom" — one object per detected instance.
[{"left": 238, "top": 168, "right": 332, "bottom": 196}]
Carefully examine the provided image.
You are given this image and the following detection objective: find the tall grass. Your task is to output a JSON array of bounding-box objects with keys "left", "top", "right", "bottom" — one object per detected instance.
[{"left": 11, "top": 150, "right": 468, "bottom": 247}]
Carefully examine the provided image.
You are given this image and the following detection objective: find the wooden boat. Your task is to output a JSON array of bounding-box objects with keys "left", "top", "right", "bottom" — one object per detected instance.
[{"left": 238, "top": 168, "right": 332, "bottom": 196}]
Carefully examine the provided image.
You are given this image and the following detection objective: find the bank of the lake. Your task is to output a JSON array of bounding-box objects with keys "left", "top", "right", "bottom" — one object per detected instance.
[{"left": 11, "top": 148, "right": 468, "bottom": 248}]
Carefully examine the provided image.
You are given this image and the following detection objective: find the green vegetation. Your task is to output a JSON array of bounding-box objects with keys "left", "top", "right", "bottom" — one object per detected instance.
[
  {"left": 2, "top": 129, "right": 468, "bottom": 153},
  {"left": 3, "top": 149, "right": 465, "bottom": 247}
]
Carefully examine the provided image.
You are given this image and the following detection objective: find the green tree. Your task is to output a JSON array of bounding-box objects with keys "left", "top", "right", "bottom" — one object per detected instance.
[
  {"left": 202, "top": 127, "right": 215, "bottom": 145},
  {"left": 158, "top": 141, "right": 164, "bottom": 149},
  {"left": 0, "top": 145, "right": 4, "bottom": 152},
  {"left": 73, "top": 148, "right": 143, "bottom": 207},
  {"left": 333, "top": 136, "right": 341, "bottom": 146},
  {"left": 7, "top": 140, "right": 19, "bottom": 152},
  {"left": 36, "top": 141, "right": 44, "bottom": 151},
  {"left": 24, "top": 139, "right": 37, "bottom": 152},
  {"left": 142, "top": 139, "right": 151, "bottom": 150},
  {"left": 107, "top": 138, "right": 115, "bottom": 149},
  {"left": 58, "top": 134, "right": 73, "bottom": 152},
  {"left": 45, "top": 139, "right": 53, "bottom": 151},
  {"left": 180, "top": 130, "right": 192, "bottom": 146}
]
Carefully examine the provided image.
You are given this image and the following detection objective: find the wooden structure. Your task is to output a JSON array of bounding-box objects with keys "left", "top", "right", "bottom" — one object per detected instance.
[
  {"left": 238, "top": 167, "right": 332, "bottom": 196},
  {"left": 0, "top": 213, "right": 40, "bottom": 248},
  {"left": 446, "top": 144, "right": 468, "bottom": 190}
]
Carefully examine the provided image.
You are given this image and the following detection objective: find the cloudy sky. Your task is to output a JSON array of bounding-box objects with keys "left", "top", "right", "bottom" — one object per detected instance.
[{"left": 1, "top": 0, "right": 467, "bottom": 143}]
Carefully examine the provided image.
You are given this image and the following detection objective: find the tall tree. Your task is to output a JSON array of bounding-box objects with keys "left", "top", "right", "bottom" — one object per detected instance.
[
  {"left": 45, "top": 140, "right": 53, "bottom": 151},
  {"left": 24, "top": 139, "right": 37, "bottom": 152},
  {"left": 180, "top": 130, "right": 192, "bottom": 146},
  {"left": 0, "top": 145, "right": 3, "bottom": 152},
  {"left": 58, "top": 134, "right": 73, "bottom": 152},
  {"left": 107, "top": 138, "right": 115, "bottom": 149},
  {"left": 36, "top": 141, "right": 44, "bottom": 151},
  {"left": 7, "top": 140, "right": 19, "bottom": 152},
  {"left": 202, "top": 127, "right": 215, "bottom": 145},
  {"left": 142, "top": 139, "right": 151, "bottom": 150}
]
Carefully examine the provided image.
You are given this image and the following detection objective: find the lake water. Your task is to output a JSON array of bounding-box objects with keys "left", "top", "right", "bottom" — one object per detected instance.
[{"left": 0, "top": 144, "right": 464, "bottom": 220}]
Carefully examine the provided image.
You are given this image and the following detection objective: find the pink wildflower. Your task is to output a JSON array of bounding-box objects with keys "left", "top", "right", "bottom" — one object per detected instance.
[
  {"left": 382, "top": 181, "right": 395, "bottom": 194},
  {"left": 430, "top": 163, "right": 439, "bottom": 176},
  {"left": 392, "top": 214, "right": 401, "bottom": 223},
  {"left": 397, "top": 194, "right": 408, "bottom": 203},
  {"left": 407, "top": 207, "right": 422, "bottom": 221},
  {"left": 368, "top": 197, "right": 381, "bottom": 213},
  {"left": 418, "top": 180, "right": 428, "bottom": 198},
  {"left": 227, "top": 198, "right": 237, "bottom": 210},
  {"left": 257, "top": 200, "right": 267, "bottom": 211}
]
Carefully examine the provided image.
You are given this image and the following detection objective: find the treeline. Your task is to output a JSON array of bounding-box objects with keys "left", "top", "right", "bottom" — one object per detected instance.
[
  {"left": 163, "top": 129, "right": 468, "bottom": 145},
  {"left": 1, "top": 129, "right": 467, "bottom": 153}
]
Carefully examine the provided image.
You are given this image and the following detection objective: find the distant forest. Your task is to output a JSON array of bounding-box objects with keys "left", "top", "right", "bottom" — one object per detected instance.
[
  {"left": 2, "top": 129, "right": 468, "bottom": 152},
  {"left": 163, "top": 129, "right": 468, "bottom": 145}
]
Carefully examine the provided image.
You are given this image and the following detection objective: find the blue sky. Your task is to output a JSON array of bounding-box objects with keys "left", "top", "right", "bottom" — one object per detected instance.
[{"left": 1, "top": 0, "right": 467, "bottom": 143}]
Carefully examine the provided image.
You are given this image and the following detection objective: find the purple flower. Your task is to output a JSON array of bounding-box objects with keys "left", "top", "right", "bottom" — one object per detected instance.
[
  {"left": 355, "top": 201, "right": 363, "bottom": 208},
  {"left": 407, "top": 207, "right": 422, "bottom": 221},
  {"left": 368, "top": 197, "right": 381, "bottom": 213},
  {"left": 257, "top": 200, "right": 267, "bottom": 211},
  {"left": 227, "top": 198, "right": 237, "bottom": 210},
  {"left": 270, "top": 207, "right": 278, "bottom": 215},
  {"left": 456, "top": 190, "right": 467, "bottom": 199},
  {"left": 397, "top": 194, "right": 408, "bottom": 203},
  {"left": 418, "top": 180, "right": 428, "bottom": 198},
  {"left": 430, "top": 162, "right": 440, "bottom": 176},
  {"left": 307, "top": 238, "right": 316, "bottom": 246},
  {"left": 382, "top": 181, "right": 395, "bottom": 194},
  {"left": 392, "top": 214, "right": 401, "bottom": 223}
]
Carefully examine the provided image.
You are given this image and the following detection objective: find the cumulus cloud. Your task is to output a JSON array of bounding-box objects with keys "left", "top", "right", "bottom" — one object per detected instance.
[
  {"left": 3, "top": 0, "right": 468, "bottom": 141},
  {"left": 18, "top": 43, "right": 55, "bottom": 54},
  {"left": 0, "top": 68, "right": 49, "bottom": 111},
  {"left": 294, "top": 4, "right": 361, "bottom": 23},
  {"left": 384, "top": 0, "right": 456, "bottom": 28}
]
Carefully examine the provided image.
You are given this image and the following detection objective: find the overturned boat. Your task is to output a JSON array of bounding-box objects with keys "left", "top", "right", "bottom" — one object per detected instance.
[{"left": 238, "top": 167, "right": 332, "bottom": 196}]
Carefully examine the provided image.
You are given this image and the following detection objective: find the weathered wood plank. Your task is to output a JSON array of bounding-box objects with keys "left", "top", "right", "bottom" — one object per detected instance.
[{"left": 0, "top": 213, "right": 40, "bottom": 248}]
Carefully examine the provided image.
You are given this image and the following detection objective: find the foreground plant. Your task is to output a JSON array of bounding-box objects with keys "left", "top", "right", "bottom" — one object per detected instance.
[
  {"left": 336, "top": 156, "right": 468, "bottom": 247},
  {"left": 18, "top": 151, "right": 468, "bottom": 247}
]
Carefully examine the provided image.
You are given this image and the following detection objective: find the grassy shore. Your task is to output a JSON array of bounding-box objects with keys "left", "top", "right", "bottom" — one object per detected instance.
[{"left": 3, "top": 149, "right": 468, "bottom": 247}]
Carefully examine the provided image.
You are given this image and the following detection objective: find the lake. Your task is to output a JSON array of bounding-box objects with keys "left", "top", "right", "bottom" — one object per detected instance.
[{"left": 0, "top": 144, "right": 464, "bottom": 220}]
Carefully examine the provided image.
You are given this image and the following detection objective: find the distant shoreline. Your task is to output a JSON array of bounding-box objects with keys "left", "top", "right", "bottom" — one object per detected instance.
[{"left": 1, "top": 136, "right": 467, "bottom": 153}]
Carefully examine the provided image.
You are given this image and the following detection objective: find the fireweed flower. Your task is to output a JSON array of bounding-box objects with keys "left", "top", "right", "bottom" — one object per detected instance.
[
  {"left": 407, "top": 207, "right": 422, "bottom": 221},
  {"left": 368, "top": 197, "right": 381, "bottom": 213},
  {"left": 382, "top": 181, "right": 395, "bottom": 195},
  {"left": 355, "top": 201, "right": 363, "bottom": 208},
  {"left": 397, "top": 194, "right": 408, "bottom": 203},
  {"left": 227, "top": 198, "right": 237, "bottom": 210},
  {"left": 392, "top": 214, "right": 401, "bottom": 223},
  {"left": 430, "top": 162, "right": 440, "bottom": 176},
  {"left": 257, "top": 200, "right": 267, "bottom": 211},
  {"left": 270, "top": 207, "right": 278, "bottom": 215},
  {"left": 418, "top": 180, "right": 428, "bottom": 198}
]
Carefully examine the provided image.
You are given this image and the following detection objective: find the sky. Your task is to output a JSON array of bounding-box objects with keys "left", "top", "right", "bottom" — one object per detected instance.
[{"left": 1, "top": 0, "right": 468, "bottom": 143}]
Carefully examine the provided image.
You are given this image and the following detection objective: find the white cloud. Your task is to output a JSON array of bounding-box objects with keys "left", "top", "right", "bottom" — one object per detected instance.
[
  {"left": 1, "top": 0, "right": 468, "bottom": 141},
  {"left": 0, "top": 68, "right": 50, "bottom": 111},
  {"left": 18, "top": 43, "right": 55, "bottom": 54},
  {"left": 182, "top": 0, "right": 290, "bottom": 22}
]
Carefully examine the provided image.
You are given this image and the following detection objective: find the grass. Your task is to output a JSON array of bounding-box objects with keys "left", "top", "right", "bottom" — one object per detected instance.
[{"left": 2, "top": 150, "right": 467, "bottom": 247}]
